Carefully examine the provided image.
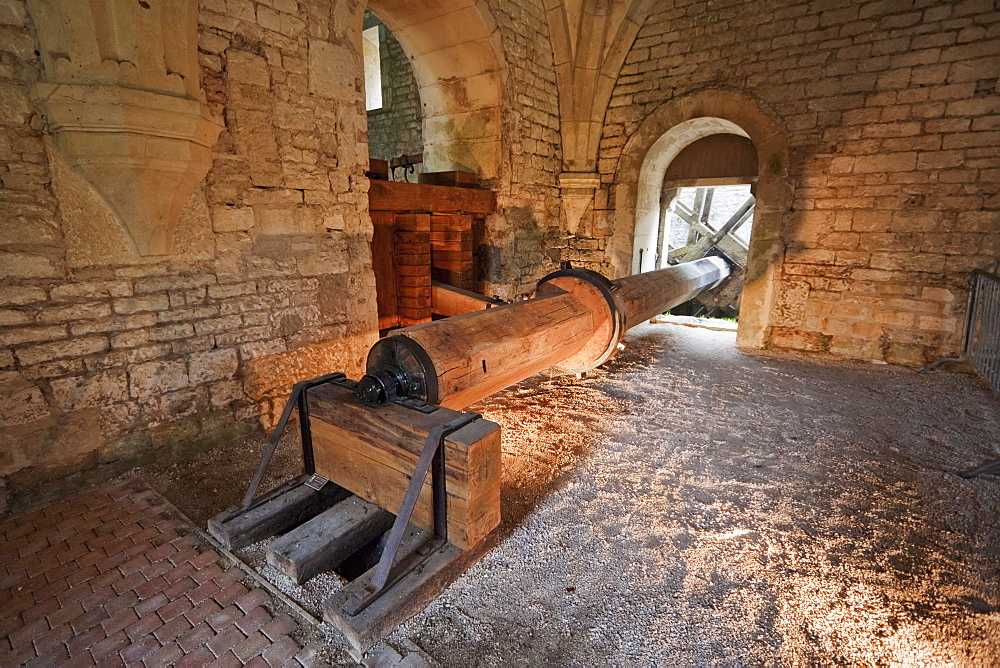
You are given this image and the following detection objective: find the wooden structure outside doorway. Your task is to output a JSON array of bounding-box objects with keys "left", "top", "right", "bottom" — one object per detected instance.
[{"left": 369, "top": 180, "right": 495, "bottom": 330}]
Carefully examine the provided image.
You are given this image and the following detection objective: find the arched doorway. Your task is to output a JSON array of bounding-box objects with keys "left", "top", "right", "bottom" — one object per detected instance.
[
  {"left": 362, "top": 1, "right": 506, "bottom": 179},
  {"left": 611, "top": 89, "right": 790, "bottom": 349},
  {"left": 354, "top": 2, "right": 507, "bottom": 331}
]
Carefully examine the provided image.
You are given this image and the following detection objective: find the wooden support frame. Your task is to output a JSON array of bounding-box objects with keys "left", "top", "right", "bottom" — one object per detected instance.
[
  {"left": 207, "top": 479, "right": 350, "bottom": 550},
  {"left": 208, "top": 373, "right": 503, "bottom": 656},
  {"left": 324, "top": 526, "right": 499, "bottom": 658},
  {"left": 369, "top": 181, "right": 496, "bottom": 329}
]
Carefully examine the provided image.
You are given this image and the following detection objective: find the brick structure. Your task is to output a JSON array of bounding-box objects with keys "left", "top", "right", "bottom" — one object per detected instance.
[{"left": 0, "top": 481, "right": 321, "bottom": 666}]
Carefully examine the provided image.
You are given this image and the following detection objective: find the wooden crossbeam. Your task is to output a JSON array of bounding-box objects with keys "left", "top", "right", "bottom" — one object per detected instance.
[
  {"left": 266, "top": 496, "right": 393, "bottom": 584},
  {"left": 207, "top": 481, "right": 350, "bottom": 551}
]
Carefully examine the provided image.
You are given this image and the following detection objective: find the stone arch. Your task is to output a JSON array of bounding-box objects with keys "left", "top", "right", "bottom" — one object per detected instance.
[
  {"left": 610, "top": 89, "right": 791, "bottom": 349},
  {"left": 365, "top": 0, "right": 506, "bottom": 179}
]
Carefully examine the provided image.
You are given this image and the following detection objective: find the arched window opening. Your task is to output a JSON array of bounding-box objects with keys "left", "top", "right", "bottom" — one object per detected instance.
[
  {"left": 363, "top": 11, "right": 424, "bottom": 181},
  {"left": 631, "top": 119, "right": 760, "bottom": 320},
  {"left": 657, "top": 133, "right": 758, "bottom": 318}
]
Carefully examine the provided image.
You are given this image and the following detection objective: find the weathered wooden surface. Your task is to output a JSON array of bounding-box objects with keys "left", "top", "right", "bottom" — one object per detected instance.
[
  {"left": 417, "top": 170, "right": 479, "bottom": 188},
  {"left": 395, "top": 290, "right": 597, "bottom": 409},
  {"left": 430, "top": 213, "right": 475, "bottom": 290},
  {"left": 533, "top": 275, "right": 616, "bottom": 373},
  {"left": 616, "top": 257, "right": 728, "bottom": 329},
  {"left": 393, "top": 213, "right": 432, "bottom": 326},
  {"left": 368, "top": 180, "right": 495, "bottom": 215},
  {"left": 265, "top": 496, "right": 393, "bottom": 584},
  {"left": 323, "top": 527, "right": 499, "bottom": 656},
  {"left": 431, "top": 281, "right": 498, "bottom": 317},
  {"left": 207, "top": 481, "right": 349, "bottom": 551},
  {"left": 307, "top": 383, "right": 501, "bottom": 550},
  {"left": 371, "top": 210, "right": 399, "bottom": 330},
  {"left": 368, "top": 158, "right": 389, "bottom": 180}
]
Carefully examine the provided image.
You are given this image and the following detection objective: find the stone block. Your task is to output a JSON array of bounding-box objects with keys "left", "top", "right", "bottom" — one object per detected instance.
[
  {"left": 0, "top": 252, "right": 61, "bottom": 279},
  {"left": 150, "top": 323, "right": 196, "bottom": 342},
  {"left": 853, "top": 152, "right": 917, "bottom": 173},
  {"left": 50, "top": 370, "right": 129, "bottom": 411},
  {"left": 129, "top": 359, "right": 189, "bottom": 400},
  {"left": 193, "top": 315, "right": 242, "bottom": 335},
  {"left": 0, "top": 309, "right": 31, "bottom": 326},
  {"left": 188, "top": 349, "right": 239, "bottom": 385},
  {"left": 227, "top": 50, "right": 270, "bottom": 87},
  {"left": 885, "top": 342, "right": 928, "bottom": 366},
  {"left": 0, "top": 371, "right": 50, "bottom": 426},
  {"left": 0, "top": 285, "right": 47, "bottom": 306},
  {"left": 114, "top": 294, "right": 170, "bottom": 315},
  {"left": 49, "top": 280, "right": 132, "bottom": 301},
  {"left": 208, "top": 282, "right": 257, "bottom": 299},
  {"left": 71, "top": 313, "right": 157, "bottom": 336},
  {"left": 255, "top": 206, "right": 317, "bottom": 235},
  {"left": 769, "top": 328, "right": 832, "bottom": 352},
  {"left": 134, "top": 274, "right": 216, "bottom": 295},
  {"left": 39, "top": 302, "right": 113, "bottom": 323},
  {"left": 16, "top": 336, "right": 109, "bottom": 366},
  {"left": 212, "top": 206, "right": 255, "bottom": 232},
  {"left": 308, "top": 39, "right": 357, "bottom": 101},
  {"left": 921, "top": 287, "right": 956, "bottom": 302},
  {"left": 852, "top": 210, "right": 893, "bottom": 232},
  {"left": 210, "top": 380, "right": 244, "bottom": 408}
]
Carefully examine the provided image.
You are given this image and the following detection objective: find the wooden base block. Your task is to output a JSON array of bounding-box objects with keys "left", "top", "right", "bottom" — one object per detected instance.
[
  {"left": 265, "top": 496, "right": 393, "bottom": 584},
  {"left": 207, "top": 480, "right": 349, "bottom": 550},
  {"left": 323, "top": 528, "right": 499, "bottom": 656},
  {"left": 307, "top": 383, "right": 501, "bottom": 550}
]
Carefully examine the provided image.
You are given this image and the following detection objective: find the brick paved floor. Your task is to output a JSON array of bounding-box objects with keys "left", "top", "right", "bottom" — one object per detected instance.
[{"left": 0, "top": 481, "right": 325, "bottom": 667}]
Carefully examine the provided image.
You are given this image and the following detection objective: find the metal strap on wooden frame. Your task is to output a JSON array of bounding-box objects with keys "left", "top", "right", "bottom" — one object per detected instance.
[
  {"left": 240, "top": 372, "right": 354, "bottom": 510},
  {"left": 341, "top": 411, "right": 482, "bottom": 617}
]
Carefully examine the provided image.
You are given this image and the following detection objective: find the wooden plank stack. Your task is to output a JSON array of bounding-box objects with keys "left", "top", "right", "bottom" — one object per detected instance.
[
  {"left": 368, "top": 178, "right": 495, "bottom": 329},
  {"left": 430, "top": 213, "right": 475, "bottom": 291}
]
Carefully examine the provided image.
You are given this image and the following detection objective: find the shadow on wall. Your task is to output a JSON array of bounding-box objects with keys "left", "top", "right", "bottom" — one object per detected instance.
[{"left": 479, "top": 206, "right": 558, "bottom": 300}]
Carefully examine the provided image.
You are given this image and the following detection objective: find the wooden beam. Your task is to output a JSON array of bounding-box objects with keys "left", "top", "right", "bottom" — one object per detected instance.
[
  {"left": 431, "top": 281, "right": 500, "bottom": 317},
  {"left": 265, "top": 496, "right": 393, "bottom": 584},
  {"left": 323, "top": 527, "right": 499, "bottom": 657},
  {"left": 207, "top": 481, "right": 350, "bottom": 551},
  {"left": 369, "top": 180, "right": 496, "bottom": 216}
]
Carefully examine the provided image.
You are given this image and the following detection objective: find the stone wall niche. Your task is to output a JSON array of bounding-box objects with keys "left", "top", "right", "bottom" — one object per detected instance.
[{"left": 27, "top": 0, "right": 223, "bottom": 256}]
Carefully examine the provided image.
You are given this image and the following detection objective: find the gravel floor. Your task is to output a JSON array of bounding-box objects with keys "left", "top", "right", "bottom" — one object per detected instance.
[{"left": 134, "top": 322, "right": 1000, "bottom": 665}]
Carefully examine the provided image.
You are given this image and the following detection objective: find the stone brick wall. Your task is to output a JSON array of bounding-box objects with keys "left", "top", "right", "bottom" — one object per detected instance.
[
  {"left": 365, "top": 14, "right": 424, "bottom": 166},
  {"left": 594, "top": 0, "right": 999, "bottom": 365},
  {"left": 0, "top": 0, "right": 378, "bottom": 510},
  {"left": 481, "top": 0, "right": 564, "bottom": 299},
  {"left": 0, "top": 0, "right": 566, "bottom": 510}
]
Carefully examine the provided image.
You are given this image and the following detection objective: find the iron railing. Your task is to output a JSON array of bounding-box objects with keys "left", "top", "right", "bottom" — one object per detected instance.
[
  {"left": 964, "top": 269, "right": 1000, "bottom": 392},
  {"left": 922, "top": 268, "right": 1000, "bottom": 393}
]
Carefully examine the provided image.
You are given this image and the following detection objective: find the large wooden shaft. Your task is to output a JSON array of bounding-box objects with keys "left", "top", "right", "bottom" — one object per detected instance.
[
  {"left": 387, "top": 291, "right": 599, "bottom": 409},
  {"left": 361, "top": 258, "right": 728, "bottom": 409},
  {"left": 617, "top": 257, "right": 730, "bottom": 330}
]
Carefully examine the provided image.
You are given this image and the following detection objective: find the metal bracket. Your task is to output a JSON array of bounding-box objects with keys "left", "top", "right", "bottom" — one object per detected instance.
[
  {"left": 239, "top": 372, "right": 353, "bottom": 510},
  {"left": 341, "top": 411, "right": 481, "bottom": 616}
]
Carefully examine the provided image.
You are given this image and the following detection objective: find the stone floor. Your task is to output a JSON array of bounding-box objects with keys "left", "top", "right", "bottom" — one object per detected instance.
[
  {"left": 4, "top": 324, "right": 1000, "bottom": 665},
  {"left": 0, "top": 481, "right": 324, "bottom": 667}
]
